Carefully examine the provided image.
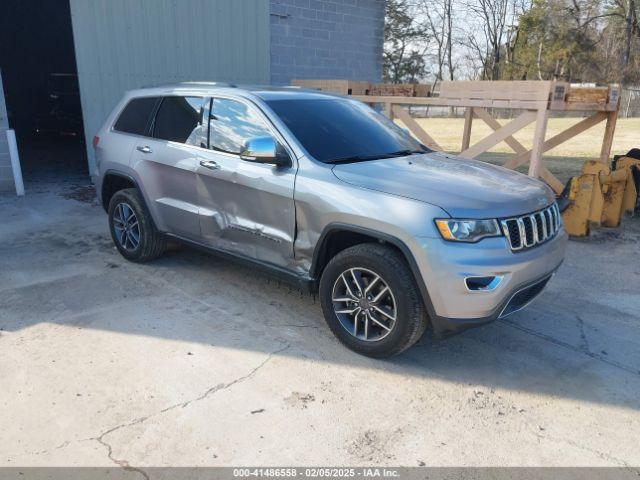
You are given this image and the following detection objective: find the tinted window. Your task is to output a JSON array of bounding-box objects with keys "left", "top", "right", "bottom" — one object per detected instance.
[
  {"left": 265, "top": 98, "right": 426, "bottom": 163},
  {"left": 113, "top": 97, "right": 159, "bottom": 136},
  {"left": 153, "top": 96, "right": 204, "bottom": 145},
  {"left": 209, "top": 98, "right": 272, "bottom": 154}
]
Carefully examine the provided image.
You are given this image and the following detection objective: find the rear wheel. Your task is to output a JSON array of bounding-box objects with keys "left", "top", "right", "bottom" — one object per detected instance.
[
  {"left": 108, "top": 188, "right": 166, "bottom": 262},
  {"left": 319, "top": 243, "right": 428, "bottom": 357}
]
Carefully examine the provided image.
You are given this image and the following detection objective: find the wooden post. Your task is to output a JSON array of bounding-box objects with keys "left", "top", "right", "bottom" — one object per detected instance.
[
  {"left": 461, "top": 107, "right": 473, "bottom": 151},
  {"left": 528, "top": 108, "right": 549, "bottom": 178},
  {"left": 599, "top": 110, "right": 618, "bottom": 163},
  {"left": 384, "top": 102, "right": 393, "bottom": 119}
]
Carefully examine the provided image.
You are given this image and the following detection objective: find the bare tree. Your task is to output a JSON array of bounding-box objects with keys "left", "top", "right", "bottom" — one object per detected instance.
[
  {"left": 461, "top": 0, "right": 530, "bottom": 79},
  {"left": 467, "top": 0, "right": 510, "bottom": 79},
  {"left": 416, "top": 0, "right": 456, "bottom": 90},
  {"left": 621, "top": 0, "right": 639, "bottom": 70}
]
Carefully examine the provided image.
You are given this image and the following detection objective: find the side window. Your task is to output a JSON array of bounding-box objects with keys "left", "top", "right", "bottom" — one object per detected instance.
[
  {"left": 152, "top": 96, "right": 205, "bottom": 145},
  {"left": 113, "top": 97, "right": 159, "bottom": 136},
  {"left": 208, "top": 98, "right": 272, "bottom": 154}
]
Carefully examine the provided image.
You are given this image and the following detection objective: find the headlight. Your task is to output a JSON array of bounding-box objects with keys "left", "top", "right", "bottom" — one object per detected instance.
[{"left": 435, "top": 218, "right": 501, "bottom": 242}]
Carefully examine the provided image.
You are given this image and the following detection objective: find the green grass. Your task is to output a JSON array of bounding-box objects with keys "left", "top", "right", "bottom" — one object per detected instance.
[{"left": 407, "top": 117, "right": 640, "bottom": 185}]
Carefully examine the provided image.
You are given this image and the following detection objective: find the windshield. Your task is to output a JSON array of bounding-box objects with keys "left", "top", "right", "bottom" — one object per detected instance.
[{"left": 265, "top": 98, "right": 429, "bottom": 163}]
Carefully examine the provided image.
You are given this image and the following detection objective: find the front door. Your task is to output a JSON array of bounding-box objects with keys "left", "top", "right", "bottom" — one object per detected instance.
[{"left": 195, "top": 96, "right": 296, "bottom": 269}]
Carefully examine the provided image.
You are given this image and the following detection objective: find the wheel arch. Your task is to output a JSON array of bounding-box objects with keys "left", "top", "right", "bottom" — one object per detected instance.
[
  {"left": 100, "top": 171, "right": 140, "bottom": 212},
  {"left": 101, "top": 170, "right": 161, "bottom": 232},
  {"left": 310, "top": 223, "right": 438, "bottom": 321}
]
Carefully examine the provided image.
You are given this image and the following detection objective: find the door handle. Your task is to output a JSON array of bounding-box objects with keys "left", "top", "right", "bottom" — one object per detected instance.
[
  {"left": 136, "top": 145, "right": 152, "bottom": 154},
  {"left": 200, "top": 160, "right": 220, "bottom": 170}
]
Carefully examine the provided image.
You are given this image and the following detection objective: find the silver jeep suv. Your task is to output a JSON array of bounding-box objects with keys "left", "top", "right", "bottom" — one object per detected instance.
[{"left": 94, "top": 83, "right": 567, "bottom": 357}]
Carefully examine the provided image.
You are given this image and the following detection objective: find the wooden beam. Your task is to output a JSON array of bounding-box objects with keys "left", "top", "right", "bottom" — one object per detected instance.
[
  {"left": 461, "top": 107, "right": 473, "bottom": 151},
  {"left": 351, "top": 95, "right": 550, "bottom": 110},
  {"left": 540, "top": 167, "right": 564, "bottom": 194},
  {"left": 528, "top": 109, "right": 549, "bottom": 178},
  {"left": 439, "top": 80, "right": 552, "bottom": 102},
  {"left": 599, "top": 110, "right": 618, "bottom": 163},
  {"left": 504, "top": 111, "right": 607, "bottom": 169},
  {"left": 473, "top": 107, "right": 527, "bottom": 154},
  {"left": 391, "top": 105, "right": 443, "bottom": 151},
  {"left": 459, "top": 110, "right": 537, "bottom": 159}
]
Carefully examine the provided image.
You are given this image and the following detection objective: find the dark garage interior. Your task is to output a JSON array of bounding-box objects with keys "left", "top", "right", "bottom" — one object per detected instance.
[{"left": 0, "top": 0, "right": 88, "bottom": 183}]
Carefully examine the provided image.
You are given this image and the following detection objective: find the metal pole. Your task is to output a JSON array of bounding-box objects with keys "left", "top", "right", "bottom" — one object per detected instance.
[{"left": 6, "top": 129, "right": 24, "bottom": 196}]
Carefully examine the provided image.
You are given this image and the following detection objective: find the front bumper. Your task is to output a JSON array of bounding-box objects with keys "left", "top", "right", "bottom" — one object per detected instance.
[{"left": 412, "top": 229, "right": 568, "bottom": 337}]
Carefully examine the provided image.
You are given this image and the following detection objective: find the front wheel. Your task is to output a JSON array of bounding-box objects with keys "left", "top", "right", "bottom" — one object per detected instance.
[{"left": 319, "top": 243, "right": 429, "bottom": 358}]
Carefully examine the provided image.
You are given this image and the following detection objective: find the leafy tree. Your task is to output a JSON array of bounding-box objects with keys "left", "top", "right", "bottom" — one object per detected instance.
[
  {"left": 504, "top": 0, "right": 605, "bottom": 81},
  {"left": 383, "top": 0, "right": 430, "bottom": 82}
]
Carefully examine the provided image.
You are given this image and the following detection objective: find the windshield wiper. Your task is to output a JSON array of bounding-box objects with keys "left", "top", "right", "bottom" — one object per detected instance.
[
  {"left": 326, "top": 154, "right": 389, "bottom": 164},
  {"left": 386, "top": 149, "right": 426, "bottom": 157},
  {"left": 326, "top": 149, "right": 426, "bottom": 164}
]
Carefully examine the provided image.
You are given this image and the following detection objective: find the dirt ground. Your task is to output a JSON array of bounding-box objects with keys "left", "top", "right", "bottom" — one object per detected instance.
[
  {"left": 1, "top": 178, "right": 640, "bottom": 469},
  {"left": 414, "top": 117, "right": 640, "bottom": 184}
]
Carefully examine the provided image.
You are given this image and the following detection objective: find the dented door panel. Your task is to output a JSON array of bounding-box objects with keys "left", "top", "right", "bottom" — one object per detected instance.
[
  {"left": 195, "top": 151, "right": 297, "bottom": 269},
  {"left": 195, "top": 95, "right": 297, "bottom": 269}
]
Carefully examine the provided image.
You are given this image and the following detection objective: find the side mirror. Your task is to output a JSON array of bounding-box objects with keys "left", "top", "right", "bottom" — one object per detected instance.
[{"left": 240, "top": 136, "right": 291, "bottom": 167}]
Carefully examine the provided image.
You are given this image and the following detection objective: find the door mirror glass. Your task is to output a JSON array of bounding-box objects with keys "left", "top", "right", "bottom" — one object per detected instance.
[{"left": 240, "top": 136, "right": 290, "bottom": 167}]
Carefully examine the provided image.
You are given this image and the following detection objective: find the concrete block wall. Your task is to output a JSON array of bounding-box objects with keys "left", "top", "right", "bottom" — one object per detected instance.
[
  {"left": 0, "top": 70, "right": 14, "bottom": 193},
  {"left": 269, "top": 0, "right": 384, "bottom": 86}
]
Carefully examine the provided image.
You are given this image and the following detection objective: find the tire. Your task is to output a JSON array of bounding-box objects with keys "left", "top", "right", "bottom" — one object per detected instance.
[
  {"left": 319, "top": 243, "right": 429, "bottom": 358},
  {"left": 108, "top": 188, "right": 166, "bottom": 263}
]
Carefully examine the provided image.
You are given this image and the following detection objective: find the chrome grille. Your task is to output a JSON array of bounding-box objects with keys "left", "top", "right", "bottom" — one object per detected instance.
[{"left": 500, "top": 203, "right": 561, "bottom": 251}]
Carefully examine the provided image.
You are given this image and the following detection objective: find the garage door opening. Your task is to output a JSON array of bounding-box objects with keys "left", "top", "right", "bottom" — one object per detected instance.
[{"left": 0, "top": 0, "right": 88, "bottom": 184}]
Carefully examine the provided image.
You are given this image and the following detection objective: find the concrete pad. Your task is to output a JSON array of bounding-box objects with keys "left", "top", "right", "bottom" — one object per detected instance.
[{"left": 1, "top": 181, "right": 639, "bottom": 468}]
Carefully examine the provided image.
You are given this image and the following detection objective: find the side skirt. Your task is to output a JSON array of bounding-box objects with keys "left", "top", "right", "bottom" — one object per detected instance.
[{"left": 164, "top": 233, "right": 316, "bottom": 293}]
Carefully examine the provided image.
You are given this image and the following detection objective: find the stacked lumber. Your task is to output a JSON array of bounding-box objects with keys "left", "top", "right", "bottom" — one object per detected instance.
[
  {"left": 292, "top": 79, "right": 619, "bottom": 111},
  {"left": 290, "top": 79, "right": 370, "bottom": 95},
  {"left": 566, "top": 87, "right": 609, "bottom": 106},
  {"left": 291, "top": 80, "right": 430, "bottom": 97},
  {"left": 550, "top": 83, "right": 621, "bottom": 111},
  {"left": 369, "top": 83, "right": 430, "bottom": 97}
]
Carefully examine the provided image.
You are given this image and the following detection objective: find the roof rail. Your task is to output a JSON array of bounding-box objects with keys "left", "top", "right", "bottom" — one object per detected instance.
[{"left": 140, "top": 81, "right": 237, "bottom": 88}]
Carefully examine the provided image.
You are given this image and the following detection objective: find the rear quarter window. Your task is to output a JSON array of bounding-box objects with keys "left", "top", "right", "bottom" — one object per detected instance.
[{"left": 113, "top": 97, "right": 160, "bottom": 136}]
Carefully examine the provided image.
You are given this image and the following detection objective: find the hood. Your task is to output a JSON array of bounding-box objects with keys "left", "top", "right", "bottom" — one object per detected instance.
[{"left": 331, "top": 152, "right": 555, "bottom": 218}]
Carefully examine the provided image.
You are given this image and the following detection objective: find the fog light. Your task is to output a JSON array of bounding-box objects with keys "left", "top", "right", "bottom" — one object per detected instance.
[{"left": 465, "top": 276, "right": 503, "bottom": 292}]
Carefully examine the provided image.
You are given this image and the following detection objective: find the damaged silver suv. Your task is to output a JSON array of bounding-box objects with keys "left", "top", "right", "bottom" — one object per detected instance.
[{"left": 94, "top": 83, "right": 567, "bottom": 357}]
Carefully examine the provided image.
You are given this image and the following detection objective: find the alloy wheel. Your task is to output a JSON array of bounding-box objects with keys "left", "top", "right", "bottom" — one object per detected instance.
[
  {"left": 331, "top": 267, "right": 397, "bottom": 341},
  {"left": 112, "top": 202, "right": 140, "bottom": 251}
]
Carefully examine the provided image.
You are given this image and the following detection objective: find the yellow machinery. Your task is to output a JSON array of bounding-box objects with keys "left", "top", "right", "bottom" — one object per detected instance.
[{"left": 561, "top": 154, "right": 639, "bottom": 237}]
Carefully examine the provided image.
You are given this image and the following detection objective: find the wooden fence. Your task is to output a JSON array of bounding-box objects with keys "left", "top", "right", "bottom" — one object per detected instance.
[{"left": 294, "top": 80, "right": 621, "bottom": 195}]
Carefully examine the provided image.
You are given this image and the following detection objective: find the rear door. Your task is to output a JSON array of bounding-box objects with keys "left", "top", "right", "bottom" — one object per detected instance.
[
  {"left": 195, "top": 96, "right": 297, "bottom": 268},
  {"left": 129, "top": 95, "right": 207, "bottom": 240}
]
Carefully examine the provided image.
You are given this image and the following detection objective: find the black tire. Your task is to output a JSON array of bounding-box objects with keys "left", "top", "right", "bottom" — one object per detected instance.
[
  {"left": 108, "top": 188, "right": 166, "bottom": 262},
  {"left": 319, "top": 243, "right": 429, "bottom": 358}
]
